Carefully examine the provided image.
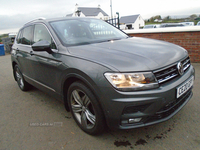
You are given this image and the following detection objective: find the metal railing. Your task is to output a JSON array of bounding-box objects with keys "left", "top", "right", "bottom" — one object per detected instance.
[{"left": 105, "top": 17, "right": 120, "bottom": 29}]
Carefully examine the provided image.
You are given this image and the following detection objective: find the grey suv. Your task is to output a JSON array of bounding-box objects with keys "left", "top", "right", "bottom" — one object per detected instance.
[{"left": 11, "top": 17, "right": 195, "bottom": 135}]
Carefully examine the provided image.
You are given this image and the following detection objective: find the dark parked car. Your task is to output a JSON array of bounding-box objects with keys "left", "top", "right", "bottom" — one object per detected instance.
[
  {"left": 143, "top": 24, "right": 160, "bottom": 29},
  {"left": 160, "top": 23, "right": 185, "bottom": 28},
  {"left": 11, "top": 17, "right": 195, "bottom": 135}
]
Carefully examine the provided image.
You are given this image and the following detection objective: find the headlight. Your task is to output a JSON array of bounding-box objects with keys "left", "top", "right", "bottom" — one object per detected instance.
[{"left": 104, "top": 72, "right": 159, "bottom": 91}]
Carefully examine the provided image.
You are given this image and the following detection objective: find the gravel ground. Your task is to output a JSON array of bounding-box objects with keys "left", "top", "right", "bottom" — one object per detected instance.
[{"left": 0, "top": 54, "right": 200, "bottom": 150}]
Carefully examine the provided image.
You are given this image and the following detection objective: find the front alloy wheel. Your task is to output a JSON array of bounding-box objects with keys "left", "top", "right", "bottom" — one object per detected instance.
[
  {"left": 68, "top": 82, "right": 105, "bottom": 135},
  {"left": 71, "top": 89, "right": 96, "bottom": 129}
]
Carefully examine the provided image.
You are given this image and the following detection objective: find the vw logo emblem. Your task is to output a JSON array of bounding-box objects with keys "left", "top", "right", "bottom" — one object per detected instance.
[{"left": 177, "top": 62, "right": 184, "bottom": 75}]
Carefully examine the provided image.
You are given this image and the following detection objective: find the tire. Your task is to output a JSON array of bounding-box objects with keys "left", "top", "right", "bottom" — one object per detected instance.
[
  {"left": 68, "top": 81, "right": 105, "bottom": 135},
  {"left": 14, "top": 65, "right": 31, "bottom": 91}
]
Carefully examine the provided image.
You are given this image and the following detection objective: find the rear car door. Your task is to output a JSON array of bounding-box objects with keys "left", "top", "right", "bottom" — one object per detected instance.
[{"left": 13, "top": 26, "right": 35, "bottom": 79}]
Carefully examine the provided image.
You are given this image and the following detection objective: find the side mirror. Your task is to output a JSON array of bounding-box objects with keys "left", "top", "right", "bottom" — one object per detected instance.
[{"left": 32, "top": 40, "right": 53, "bottom": 54}]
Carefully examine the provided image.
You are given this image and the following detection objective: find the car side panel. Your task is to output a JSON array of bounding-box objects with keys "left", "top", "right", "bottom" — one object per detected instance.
[{"left": 14, "top": 44, "right": 35, "bottom": 80}]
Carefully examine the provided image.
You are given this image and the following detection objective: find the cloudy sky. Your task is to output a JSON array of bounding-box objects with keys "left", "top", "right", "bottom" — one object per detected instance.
[{"left": 0, "top": 0, "right": 200, "bottom": 34}]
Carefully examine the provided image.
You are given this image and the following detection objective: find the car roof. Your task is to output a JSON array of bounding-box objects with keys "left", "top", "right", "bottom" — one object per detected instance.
[
  {"left": 23, "top": 17, "right": 98, "bottom": 27},
  {"left": 161, "top": 23, "right": 182, "bottom": 25}
]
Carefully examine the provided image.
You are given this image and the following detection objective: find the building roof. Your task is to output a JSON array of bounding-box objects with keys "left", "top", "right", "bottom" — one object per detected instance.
[
  {"left": 78, "top": 7, "right": 109, "bottom": 16},
  {"left": 120, "top": 14, "right": 140, "bottom": 24}
]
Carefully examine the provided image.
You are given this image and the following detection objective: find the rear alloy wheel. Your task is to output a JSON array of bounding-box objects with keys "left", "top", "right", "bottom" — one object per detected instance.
[
  {"left": 14, "top": 65, "right": 31, "bottom": 91},
  {"left": 68, "top": 82, "right": 105, "bottom": 135}
]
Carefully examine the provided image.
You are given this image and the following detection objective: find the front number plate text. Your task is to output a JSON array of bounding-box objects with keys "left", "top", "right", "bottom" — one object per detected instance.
[{"left": 177, "top": 76, "right": 194, "bottom": 98}]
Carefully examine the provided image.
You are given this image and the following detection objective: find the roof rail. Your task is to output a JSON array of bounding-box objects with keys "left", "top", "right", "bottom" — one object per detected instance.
[{"left": 24, "top": 17, "right": 46, "bottom": 26}]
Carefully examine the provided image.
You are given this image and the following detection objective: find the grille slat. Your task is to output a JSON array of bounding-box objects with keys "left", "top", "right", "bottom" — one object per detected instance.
[
  {"left": 155, "top": 67, "right": 177, "bottom": 78},
  {"left": 154, "top": 57, "right": 191, "bottom": 84}
]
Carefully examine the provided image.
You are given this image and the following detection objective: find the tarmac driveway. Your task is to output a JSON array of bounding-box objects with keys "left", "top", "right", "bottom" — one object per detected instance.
[{"left": 0, "top": 54, "right": 200, "bottom": 149}]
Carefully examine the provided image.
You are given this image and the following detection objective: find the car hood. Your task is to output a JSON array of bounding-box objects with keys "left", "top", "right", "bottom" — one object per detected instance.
[{"left": 67, "top": 37, "right": 188, "bottom": 72}]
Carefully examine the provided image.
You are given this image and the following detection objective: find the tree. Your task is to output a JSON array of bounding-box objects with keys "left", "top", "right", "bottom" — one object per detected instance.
[
  {"left": 149, "top": 17, "right": 154, "bottom": 22},
  {"left": 148, "top": 15, "right": 162, "bottom": 22},
  {"left": 190, "top": 14, "right": 197, "bottom": 20},
  {"left": 163, "top": 16, "right": 171, "bottom": 20},
  {"left": 154, "top": 15, "right": 162, "bottom": 20}
]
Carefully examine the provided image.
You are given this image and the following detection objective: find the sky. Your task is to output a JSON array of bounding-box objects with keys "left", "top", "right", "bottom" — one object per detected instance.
[{"left": 0, "top": 0, "right": 200, "bottom": 34}]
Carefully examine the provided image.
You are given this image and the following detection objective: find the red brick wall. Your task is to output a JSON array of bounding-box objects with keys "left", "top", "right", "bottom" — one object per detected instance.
[{"left": 128, "top": 31, "right": 200, "bottom": 63}]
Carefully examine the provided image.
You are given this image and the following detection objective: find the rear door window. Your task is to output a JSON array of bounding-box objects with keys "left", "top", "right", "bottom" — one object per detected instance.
[{"left": 16, "top": 30, "right": 23, "bottom": 44}]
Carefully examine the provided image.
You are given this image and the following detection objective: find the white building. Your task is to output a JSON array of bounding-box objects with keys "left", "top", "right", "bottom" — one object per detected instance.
[
  {"left": 66, "top": 4, "right": 109, "bottom": 20},
  {"left": 120, "top": 14, "right": 145, "bottom": 30}
]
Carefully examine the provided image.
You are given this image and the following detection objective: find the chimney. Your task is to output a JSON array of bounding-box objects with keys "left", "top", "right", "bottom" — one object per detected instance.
[{"left": 75, "top": 3, "right": 78, "bottom": 11}]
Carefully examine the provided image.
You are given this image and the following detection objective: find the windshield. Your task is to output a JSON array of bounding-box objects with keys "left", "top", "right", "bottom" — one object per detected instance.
[{"left": 50, "top": 18, "right": 128, "bottom": 46}]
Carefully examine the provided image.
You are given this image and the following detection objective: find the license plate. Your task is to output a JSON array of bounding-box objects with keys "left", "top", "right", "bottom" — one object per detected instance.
[{"left": 177, "top": 76, "right": 194, "bottom": 98}]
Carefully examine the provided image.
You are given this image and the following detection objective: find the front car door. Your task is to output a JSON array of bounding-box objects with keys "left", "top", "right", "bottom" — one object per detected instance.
[{"left": 30, "top": 24, "right": 62, "bottom": 94}]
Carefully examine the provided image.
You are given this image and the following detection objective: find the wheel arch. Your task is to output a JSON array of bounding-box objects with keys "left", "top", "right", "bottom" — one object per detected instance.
[{"left": 61, "top": 69, "right": 105, "bottom": 115}]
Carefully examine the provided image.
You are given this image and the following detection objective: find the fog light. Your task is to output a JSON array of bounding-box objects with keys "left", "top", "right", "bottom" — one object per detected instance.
[{"left": 129, "top": 118, "right": 142, "bottom": 123}]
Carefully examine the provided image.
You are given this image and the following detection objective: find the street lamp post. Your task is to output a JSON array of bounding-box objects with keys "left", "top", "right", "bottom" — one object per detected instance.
[{"left": 110, "top": 0, "right": 113, "bottom": 24}]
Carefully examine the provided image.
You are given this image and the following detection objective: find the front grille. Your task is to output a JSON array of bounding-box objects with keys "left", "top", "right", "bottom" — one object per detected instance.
[
  {"left": 154, "top": 57, "right": 191, "bottom": 84},
  {"left": 182, "top": 57, "right": 191, "bottom": 71},
  {"left": 145, "top": 89, "right": 192, "bottom": 123}
]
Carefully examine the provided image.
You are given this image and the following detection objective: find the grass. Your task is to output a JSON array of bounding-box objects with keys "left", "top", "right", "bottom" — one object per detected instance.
[{"left": 0, "top": 34, "right": 8, "bottom": 43}]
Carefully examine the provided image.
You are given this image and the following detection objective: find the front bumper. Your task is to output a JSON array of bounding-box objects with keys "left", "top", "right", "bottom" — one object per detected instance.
[{"left": 99, "top": 65, "right": 195, "bottom": 129}]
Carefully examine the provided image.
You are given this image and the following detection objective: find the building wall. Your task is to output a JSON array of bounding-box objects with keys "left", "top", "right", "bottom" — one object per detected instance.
[
  {"left": 123, "top": 15, "right": 145, "bottom": 30},
  {"left": 125, "top": 27, "right": 200, "bottom": 63},
  {"left": 134, "top": 15, "right": 145, "bottom": 29},
  {"left": 96, "top": 12, "right": 108, "bottom": 20},
  {"left": 72, "top": 11, "right": 108, "bottom": 20},
  {"left": 72, "top": 11, "right": 86, "bottom": 17}
]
